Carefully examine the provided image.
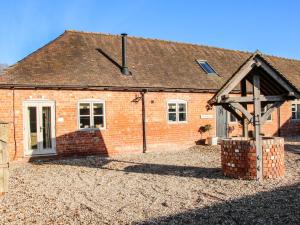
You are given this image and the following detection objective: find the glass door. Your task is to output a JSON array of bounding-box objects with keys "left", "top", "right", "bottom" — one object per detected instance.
[
  {"left": 24, "top": 101, "right": 56, "bottom": 155},
  {"left": 27, "top": 106, "right": 38, "bottom": 151}
]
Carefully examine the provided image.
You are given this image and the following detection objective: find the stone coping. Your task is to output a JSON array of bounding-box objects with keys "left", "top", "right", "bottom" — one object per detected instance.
[{"left": 220, "top": 137, "right": 284, "bottom": 145}]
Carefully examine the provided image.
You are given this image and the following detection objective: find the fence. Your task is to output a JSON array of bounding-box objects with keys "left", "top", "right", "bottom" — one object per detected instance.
[{"left": 0, "top": 122, "right": 9, "bottom": 195}]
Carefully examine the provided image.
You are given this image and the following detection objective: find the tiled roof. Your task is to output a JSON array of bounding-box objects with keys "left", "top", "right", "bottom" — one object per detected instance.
[{"left": 1, "top": 30, "right": 300, "bottom": 91}]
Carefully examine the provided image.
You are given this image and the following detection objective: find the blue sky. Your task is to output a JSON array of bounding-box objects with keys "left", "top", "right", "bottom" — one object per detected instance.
[{"left": 0, "top": 0, "right": 300, "bottom": 65}]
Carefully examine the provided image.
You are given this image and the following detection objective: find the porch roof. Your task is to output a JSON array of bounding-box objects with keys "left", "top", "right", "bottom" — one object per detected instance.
[{"left": 209, "top": 51, "right": 300, "bottom": 105}]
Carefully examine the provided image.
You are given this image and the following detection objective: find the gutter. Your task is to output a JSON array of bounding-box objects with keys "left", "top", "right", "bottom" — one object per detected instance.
[{"left": 0, "top": 84, "right": 245, "bottom": 94}]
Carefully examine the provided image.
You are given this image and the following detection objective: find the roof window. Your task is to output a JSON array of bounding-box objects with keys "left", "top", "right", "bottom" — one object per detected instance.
[{"left": 196, "top": 60, "right": 217, "bottom": 74}]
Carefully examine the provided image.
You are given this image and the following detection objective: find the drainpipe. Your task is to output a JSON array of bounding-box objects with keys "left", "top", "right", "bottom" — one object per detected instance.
[
  {"left": 277, "top": 107, "right": 281, "bottom": 137},
  {"left": 141, "top": 90, "right": 147, "bottom": 153}
]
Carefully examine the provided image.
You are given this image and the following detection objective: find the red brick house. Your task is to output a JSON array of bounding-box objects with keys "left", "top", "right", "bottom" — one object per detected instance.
[{"left": 0, "top": 30, "right": 299, "bottom": 161}]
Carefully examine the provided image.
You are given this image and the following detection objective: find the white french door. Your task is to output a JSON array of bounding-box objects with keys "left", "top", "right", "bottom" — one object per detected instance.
[{"left": 23, "top": 100, "right": 56, "bottom": 156}]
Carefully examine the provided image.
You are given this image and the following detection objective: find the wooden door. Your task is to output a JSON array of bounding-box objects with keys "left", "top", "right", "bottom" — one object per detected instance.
[{"left": 216, "top": 106, "right": 228, "bottom": 138}]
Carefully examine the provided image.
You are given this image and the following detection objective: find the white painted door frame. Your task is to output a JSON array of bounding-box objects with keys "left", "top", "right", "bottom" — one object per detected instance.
[{"left": 23, "top": 100, "right": 56, "bottom": 156}]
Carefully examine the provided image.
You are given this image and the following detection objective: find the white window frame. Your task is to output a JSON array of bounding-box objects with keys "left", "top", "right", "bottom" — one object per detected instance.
[
  {"left": 291, "top": 101, "right": 300, "bottom": 121},
  {"left": 78, "top": 99, "right": 106, "bottom": 130},
  {"left": 22, "top": 99, "right": 56, "bottom": 156},
  {"left": 228, "top": 111, "right": 238, "bottom": 123},
  {"left": 167, "top": 99, "right": 187, "bottom": 124},
  {"left": 262, "top": 105, "right": 272, "bottom": 122}
]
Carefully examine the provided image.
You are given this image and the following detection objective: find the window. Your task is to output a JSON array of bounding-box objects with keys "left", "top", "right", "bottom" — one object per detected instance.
[
  {"left": 229, "top": 112, "right": 238, "bottom": 123},
  {"left": 167, "top": 100, "right": 187, "bottom": 123},
  {"left": 196, "top": 60, "right": 217, "bottom": 74},
  {"left": 292, "top": 102, "right": 300, "bottom": 120},
  {"left": 78, "top": 101, "right": 105, "bottom": 129},
  {"left": 262, "top": 106, "right": 272, "bottom": 121}
]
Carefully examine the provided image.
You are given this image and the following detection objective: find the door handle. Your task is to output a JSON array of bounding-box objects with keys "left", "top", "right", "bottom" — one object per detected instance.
[{"left": 40, "top": 127, "right": 43, "bottom": 132}]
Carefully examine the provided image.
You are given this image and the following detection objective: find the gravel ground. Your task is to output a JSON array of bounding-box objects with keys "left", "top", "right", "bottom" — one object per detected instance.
[
  {"left": 285, "top": 136, "right": 300, "bottom": 153},
  {"left": 0, "top": 145, "right": 299, "bottom": 225}
]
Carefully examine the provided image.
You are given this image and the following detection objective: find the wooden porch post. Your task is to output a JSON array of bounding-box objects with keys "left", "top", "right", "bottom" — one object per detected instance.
[
  {"left": 241, "top": 79, "right": 248, "bottom": 138},
  {"left": 253, "top": 74, "right": 263, "bottom": 181}
]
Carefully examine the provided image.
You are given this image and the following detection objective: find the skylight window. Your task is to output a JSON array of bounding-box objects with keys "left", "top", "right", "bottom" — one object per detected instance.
[{"left": 196, "top": 60, "right": 217, "bottom": 74}]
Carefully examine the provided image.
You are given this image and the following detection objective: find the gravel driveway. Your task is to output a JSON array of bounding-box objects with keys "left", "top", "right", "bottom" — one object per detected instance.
[{"left": 0, "top": 145, "right": 299, "bottom": 225}]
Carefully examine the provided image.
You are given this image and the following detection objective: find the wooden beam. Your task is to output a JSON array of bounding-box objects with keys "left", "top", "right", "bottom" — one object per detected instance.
[
  {"left": 222, "top": 105, "right": 243, "bottom": 122},
  {"left": 218, "top": 95, "right": 287, "bottom": 104},
  {"left": 261, "top": 101, "right": 284, "bottom": 125},
  {"left": 261, "top": 103, "right": 274, "bottom": 124},
  {"left": 229, "top": 102, "right": 253, "bottom": 124},
  {"left": 259, "top": 95, "right": 287, "bottom": 102},
  {"left": 253, "top": 74, "right": 263, "bottom": 181},
  {"left": 241, "top": 79, "right": 248, "bottom": 137},
  {"left": 288, "top": 92, "right": 295, "bottom": 97}
]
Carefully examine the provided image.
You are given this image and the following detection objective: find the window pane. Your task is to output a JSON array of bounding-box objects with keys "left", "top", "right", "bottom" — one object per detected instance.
[
  {"left": 93, "top": 103, "right": 103, "bottom": 115},
  {"left": 178, "top": 103, "right": 186, "bottom": 112},
  {"left": 42, "top": 106, "right": 52, "bottom": 149},
  {"left": 294, "top": 104, "right": 300, "bottom": 119},
  {"left": 80, "top": 103, "right": 90, "bottom": 115},
  {"left": 168, "top": 113, "right": 176, "bottom": 122},
  {"left": 199, "top": 62, "right": 215, "bottom": 74},
  {"left": 28, "top": 107, "right": 38, "bottom": 150},
  {"left": 80, "top": 117, "right": 90, "bottom": 128},
  {"left": 297, "top": 112, "right": 300, "bottom": 120},
  {"left": 94, "top": 116, "right": 104, "bottom": 128},
  {"left": 179, "top": 113, "right": 186, "bottom": 122},
  {"left": 230, "top": 113, "right": 237, "bottom": 122},
  {"left": 203, "top": 63, "right": 214, "bottom": 73},
  {"left": 262, "top": 106, "right": 271, "bottom": 121},
  {"left": 168, "top": 103, "right": 176, "bottom": 112}
]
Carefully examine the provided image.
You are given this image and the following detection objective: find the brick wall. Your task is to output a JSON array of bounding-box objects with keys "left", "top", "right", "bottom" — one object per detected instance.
[
  {"left": 0, "top": 89, "right": 298, "bottom": 161},
  {"left": 228, "top": 101, "right": 300, "bottom": 138},
  {"left": 0, "top": 90, "right": 217, "bottom": 160},
  {"left": 145, "top": 92, "right": 216, "bottom": 151},
  {"left": 278, "top": 101, "right": 300, "bottom": 136}
]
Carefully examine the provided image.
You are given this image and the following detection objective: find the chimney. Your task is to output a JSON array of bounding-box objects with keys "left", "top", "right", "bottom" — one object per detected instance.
[{"left": 121, "top": 33, "right": 130, "bottom": 75}]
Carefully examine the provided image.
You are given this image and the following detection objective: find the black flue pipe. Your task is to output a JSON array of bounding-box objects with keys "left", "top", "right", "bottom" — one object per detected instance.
[{"left": 121, "top": 33, "right": 130, "bottom": 75}]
